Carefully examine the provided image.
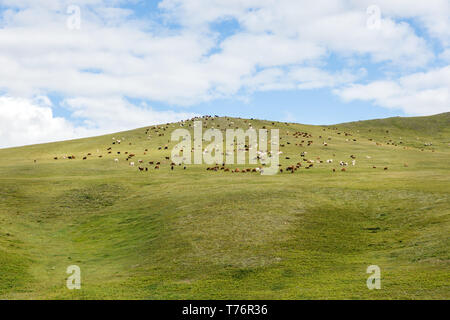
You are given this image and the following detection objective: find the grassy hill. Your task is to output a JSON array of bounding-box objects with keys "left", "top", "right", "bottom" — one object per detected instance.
[{"left": 0, "top": 113, "right": 449, "bottom": 299}]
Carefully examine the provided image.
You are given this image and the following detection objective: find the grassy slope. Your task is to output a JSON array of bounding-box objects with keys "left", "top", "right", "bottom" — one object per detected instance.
[{"left": 0, "top": 113, "right": 448, "bottom": 299}]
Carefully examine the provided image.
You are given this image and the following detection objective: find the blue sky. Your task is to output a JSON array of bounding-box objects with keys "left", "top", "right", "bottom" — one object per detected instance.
[{"left": 0, "top": 0, "right": 449, "bottom": 147}]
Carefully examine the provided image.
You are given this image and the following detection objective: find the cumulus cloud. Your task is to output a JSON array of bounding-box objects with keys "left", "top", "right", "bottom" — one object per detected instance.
[
  {"left": 0, "top": 96, "right": 81, "bottom": 148},
  {"left": 335, "top": 66, "right": 450, "bottom": 115},
  {"left": 354, "top": 0, "right": 450, "bottom": 46},
  {"left": 160, "top": 0, "right": 436, "bottom": 67},
  {"left": 0, "top": 95, "right": 197, "bottom": 148},
  {"left": 0, "top": 0, "right": 441, "bottom": 104}
]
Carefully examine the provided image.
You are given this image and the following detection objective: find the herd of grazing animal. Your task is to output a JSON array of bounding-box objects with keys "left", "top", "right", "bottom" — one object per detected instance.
[{"left": 48, "top": 115, "right": 404, "bottom": 174}]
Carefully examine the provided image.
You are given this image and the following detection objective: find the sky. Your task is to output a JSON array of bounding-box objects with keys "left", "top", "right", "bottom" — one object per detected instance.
[{"left": 0, "top": 0, "right": 449, "bottom": 148}]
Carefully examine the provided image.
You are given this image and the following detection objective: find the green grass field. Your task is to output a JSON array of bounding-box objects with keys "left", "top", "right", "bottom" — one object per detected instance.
[{"left": 0, "top": 113, "right": 449, "bottom": 299}]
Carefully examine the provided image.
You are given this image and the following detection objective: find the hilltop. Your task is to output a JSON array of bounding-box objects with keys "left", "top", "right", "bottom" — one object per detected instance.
[{"left": 0, "top": 113, "right": 449, "bottom": 299}]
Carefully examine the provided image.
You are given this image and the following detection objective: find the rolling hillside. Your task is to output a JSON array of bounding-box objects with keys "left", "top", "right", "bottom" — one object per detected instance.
[{"left": 0, "top": 113, "right": 449, "bottom": 299}]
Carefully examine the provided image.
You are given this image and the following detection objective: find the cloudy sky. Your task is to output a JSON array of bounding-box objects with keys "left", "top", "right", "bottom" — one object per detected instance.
[{"left": 0, "top": 0, "right": 449, "bottom": 148}]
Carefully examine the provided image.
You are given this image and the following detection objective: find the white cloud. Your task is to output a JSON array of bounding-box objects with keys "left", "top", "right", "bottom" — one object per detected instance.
[
  {"left": 335, "top": 66, "right": 450, "bottom": 115},
  {"left": 0, "top": 0, "right": 440, "bottom": 105},
  {"left": 353, "top": 0, "right": 450, "bottom": 46},
  {"left": 0, "top": 96, "right": 83, "bottom": 148},
  {"left": 160, "top": 0, "right": 436, "bottom": 67},
  {"left": 0, "top": 95, "right": 197, "bottom": 148}
]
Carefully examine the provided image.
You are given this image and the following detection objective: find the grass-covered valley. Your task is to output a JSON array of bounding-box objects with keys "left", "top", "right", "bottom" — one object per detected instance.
[{"left": 0, "top": 113, "right": 449, "bottom": 299}]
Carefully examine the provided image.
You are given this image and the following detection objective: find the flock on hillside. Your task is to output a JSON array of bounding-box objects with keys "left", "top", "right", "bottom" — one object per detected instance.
[{"left": 47, "top": 115, "right": 425, "bottom": 174}]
